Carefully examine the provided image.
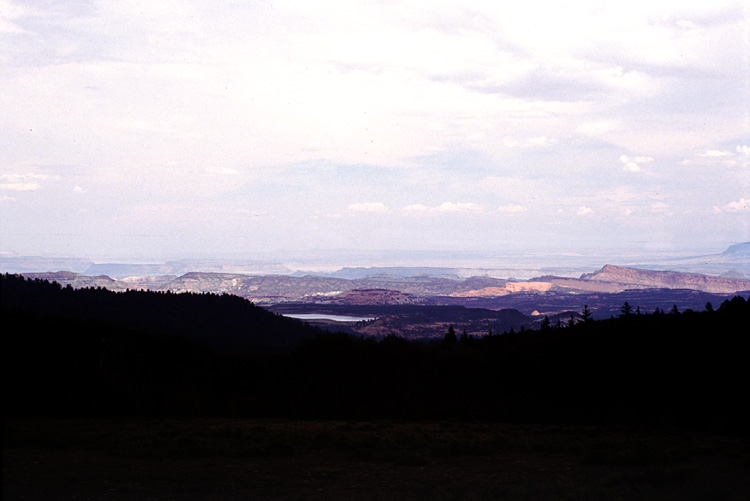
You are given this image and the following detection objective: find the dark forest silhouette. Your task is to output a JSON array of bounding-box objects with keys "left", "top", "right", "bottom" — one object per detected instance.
[{"left": 2, "top": 274, "right": 749, "bottom": 430}]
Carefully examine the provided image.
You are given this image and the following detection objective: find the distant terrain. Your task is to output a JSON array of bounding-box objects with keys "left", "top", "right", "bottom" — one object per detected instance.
[
  {"left": 3, "top": 272, "right": 749, "bottom": 428},
  {"left": 3, "top": 243, "right": 749, "bottom": 340},
  {"left": 4, "top": 272, "right": 750, "bottom": 499}
]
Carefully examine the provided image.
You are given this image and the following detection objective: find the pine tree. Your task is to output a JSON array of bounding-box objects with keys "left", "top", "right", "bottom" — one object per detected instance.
[
  {"left": 541, "top": 315, "right": 551, "bottom": 329},
  {"left": 620, "top": 301, "right": 633, "bottom": 317},
  {"left": 581, "top": 304, "right": 593, "bottom": 323},
  {"left": 444, "top": 325, "right": 457, "bottom": 344}
]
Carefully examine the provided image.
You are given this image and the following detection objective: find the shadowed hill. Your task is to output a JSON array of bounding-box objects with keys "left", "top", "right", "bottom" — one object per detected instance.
[
  {"left": 3, "top": 273, "right": 749, "bottom": 429},
  {"left": 1, "top": 273, "right": 322, "bottom": 353}
]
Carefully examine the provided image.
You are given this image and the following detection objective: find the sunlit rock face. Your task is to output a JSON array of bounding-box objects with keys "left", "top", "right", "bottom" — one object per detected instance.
[{"left": 581, "top": 265, "right": 750, "bottom": 294}]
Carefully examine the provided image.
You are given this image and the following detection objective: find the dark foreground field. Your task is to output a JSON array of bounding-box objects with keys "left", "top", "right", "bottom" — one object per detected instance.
[{"left": 4, "top": 418, "right": 749, "bottom": 500}]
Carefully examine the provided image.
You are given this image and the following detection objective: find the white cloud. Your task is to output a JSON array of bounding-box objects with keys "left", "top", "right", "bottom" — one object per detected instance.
[
  {"left": 502, "top": 136, "right": 557, "bottom": 148},
  {"left": 1, "top": 194, "right": 17, "bottom": 202},
  {"left": 720, "top": 198, "right": 749, "bottom": 213},
  {"left": 348, "top": 202, "right": 389, "bottom": 213},
  {"left": 0, "top": 173, "right": 48, "bottom": 191},
  {"left": 577, "top": 206, "right": 594, "bottom": 216},
  {"left": 623, "top": 162, "right": 641, "bottom": 173},
  {"left": 676, "top": 20, "right": 698, "bottom": 29},
  {"left": 479, "top": 177, "right": 544, "bottom": 199},
  {"left": 73, "top": 186, "right": 85, "bottom": 194},
  {"left": 402, "top": 202, "right": 483, "bottom": 214},
  {"left": 0, "top": 18, "right": 26, "bottom": 34},
  {"left": 435, "top": 201, "right": 482, "bottom": 213},
  {"left": 650, "top": 202, "right": 670, "bottom": 213},
  {"left": 403, "top": 204, "right": 430, "bottom": 213},
  {"left": 496, "top": 204, "right": 527, "bottom": 213},
  {"left": 206, "top": 167, "right": 240, "bottom": 176},
  {"left": 699, "top": 150, "right": 732, "bottom": 158},
  {"left": 575, "top": 120, "right": 619, "bottom": 136},
  {"left": 619, "top": 154, "right": 653, "bottom": 173},
  {"left": 1, "top": 1, "right": 748, "bottom": 257}
]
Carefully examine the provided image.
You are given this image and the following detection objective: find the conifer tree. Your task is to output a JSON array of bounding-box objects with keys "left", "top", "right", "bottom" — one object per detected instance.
[
  {"left": 541, "top": 315, "right": 551, "bottom": 329},
  {"left": 620, "top": 301, "right": 633, "bottom": 317},
  {"left": 581, "top": 304, "right": 593, "bottom": 323},
  {"left": 444, "top": 325, "right": 457, "bottom": 344}
]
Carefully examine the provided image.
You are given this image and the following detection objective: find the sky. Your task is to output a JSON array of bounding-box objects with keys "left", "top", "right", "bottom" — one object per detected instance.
[{"left": 1, "top": 0, "right": 749, "bottom": 262}]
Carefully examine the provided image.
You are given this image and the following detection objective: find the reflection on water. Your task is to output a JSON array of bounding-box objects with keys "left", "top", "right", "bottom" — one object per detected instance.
[{"left": 283, "top": 313, "right": 376, "bottom": 322}]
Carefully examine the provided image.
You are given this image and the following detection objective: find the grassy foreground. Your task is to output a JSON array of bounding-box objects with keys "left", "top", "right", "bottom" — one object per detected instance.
[{"left": 4, "top": 418, "right": 749, "bottom": 500}]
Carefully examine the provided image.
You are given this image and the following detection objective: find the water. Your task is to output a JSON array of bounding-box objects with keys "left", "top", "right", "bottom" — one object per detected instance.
[{"left": 283, "top": 313, "right": 376, "bottom": 322}]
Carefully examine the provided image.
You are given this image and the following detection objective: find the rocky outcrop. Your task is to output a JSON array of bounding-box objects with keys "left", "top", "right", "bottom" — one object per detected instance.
[
  {"left": 449, "top": 281, "right": 553, "bottom": 297},
  {"left": 21, "top": 272, "right": 127, "bottom": 291},
  {"left": 722, "top": 242, "right": 750, "bottom": 259},
  {"left": 581, "top": 265, "right": 750, "bottom": 294}
]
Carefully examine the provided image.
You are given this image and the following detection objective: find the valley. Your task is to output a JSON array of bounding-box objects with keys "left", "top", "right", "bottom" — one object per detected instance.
[{"left": 12, "top": 243, "right": 750, "bottom": 341}]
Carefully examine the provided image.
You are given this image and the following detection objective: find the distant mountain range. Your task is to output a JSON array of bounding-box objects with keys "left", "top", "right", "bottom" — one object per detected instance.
[
  {"left": 5, "top": 242, "right": 748, "bottom": 340},
  {"left": 16, "top": 261, "right": 750, "bottom": 301},
  {"left": 3, "top": 242, "right": 748, "bottom": 279},
  {"left": 0, "top": 257, "right": 291, "bottom": 278},
  {"left": 7, "top": 262, "right": 749, "bottom": 341}
]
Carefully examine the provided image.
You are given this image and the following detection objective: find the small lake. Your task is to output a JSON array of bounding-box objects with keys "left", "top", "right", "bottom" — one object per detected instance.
[{"left": 283, "top": 313, "right": 377, "bottom": 322}]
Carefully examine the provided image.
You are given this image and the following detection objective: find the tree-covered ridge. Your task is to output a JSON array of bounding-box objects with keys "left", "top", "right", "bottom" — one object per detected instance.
[
  {"left": 2, "top": 274, "right": 749, "bottom": 430},
  {"left": 1, "top": 273, "right": 323, "bottom": 353}
]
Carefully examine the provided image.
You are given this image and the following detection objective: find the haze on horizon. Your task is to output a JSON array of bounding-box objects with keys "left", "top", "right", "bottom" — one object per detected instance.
[{"left": 1, "top": 1, "right": 749, "bottom": 262}]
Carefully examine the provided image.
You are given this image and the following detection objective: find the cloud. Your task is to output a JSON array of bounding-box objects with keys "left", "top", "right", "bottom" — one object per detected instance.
[
  {"left": 622, "top": 161, "right": 640, "bottom": 173},
  {"left": 479, "top": 177, "right": 543, "bottom": 199},
  {"left": 206, "top": 167, "right": 240, "bottom": 176},
  {"left": 2, "top": 2, "right": 748, "bottom": 258},
  {"left": 1, "top": 194, "right": 17, "bottom": 202},
  {"left": 698, "top": 150, "right": 732, "bottom": 158},
  {"left": 676, "top": 20, "right": 698, "bottom": 29},
  {"left": 496, "top": 204, "right": 527, "bottom": 213},
  {"left": 435, "top": 201, "right": 482, "bottom": 213},
  {"left": 718, "top": 198, "right": 749, "bottom": 213},
  {"left": 403, "top": 204, "right": 430, "bottom": 213},
  {"left": 575, "top": 120, "right": 619, "bottom": 136},
  {"left": 402, "top": 202, "right": 483, "bottom": 214},
  {"left": 347, "top": 202, "right": 388, "bottom": 213},
  {"left": 0, "top": 173, "right": 48, "bottom": 191},
  {"left": 502, "top": 136, "right": 557, "bottom": 148},
  {"left": 0, "top": 18, "right": 26, "bottom": 34},
  {"left": 650, "top": 202, "right": 670, "bottom": 213},
  {"left": 577, "top": 206, "right": 594, "bottom": 216},
  {"left": 73, "top": 186, "right": 85, "bottom": 194},
  {"left": 619, "top": 155, "right": 653, "bottom": 173}
]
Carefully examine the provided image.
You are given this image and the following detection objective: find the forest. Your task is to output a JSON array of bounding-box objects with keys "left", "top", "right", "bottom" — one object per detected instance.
[{"left": 3, "top": 272, "right": 749, "bottom": 429}]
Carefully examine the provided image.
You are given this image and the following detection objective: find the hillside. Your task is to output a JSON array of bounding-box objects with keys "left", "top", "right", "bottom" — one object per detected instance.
[
  {"left": 3, "top": 271, "right": 749, "bottom": 430},
  {"left": 581, "top": 264, "right": 750, "bottom": 293},
  {"left": 722, "top": 241, "right": 750, "bottom": 259},
  {"left": 1, "top": 274, "right": 322, "bottom": 353}
]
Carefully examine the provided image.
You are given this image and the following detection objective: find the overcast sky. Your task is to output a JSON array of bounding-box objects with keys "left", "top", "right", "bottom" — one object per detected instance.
[{"left": 1, "top": 0, "right": 748, "bottom": 261}]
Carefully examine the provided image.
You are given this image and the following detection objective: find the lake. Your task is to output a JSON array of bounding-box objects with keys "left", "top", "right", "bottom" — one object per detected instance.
[{"left": 283, "top": 313, "right": 377, "bottom": 322}]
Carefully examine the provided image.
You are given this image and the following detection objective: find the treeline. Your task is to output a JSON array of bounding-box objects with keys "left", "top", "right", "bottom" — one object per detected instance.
[
  {"left": 2, "top": 274, "right": 749, "bottom": 430},
  {"left": 1, "top": 273, "right": 323, "bottom": 353}
]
